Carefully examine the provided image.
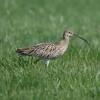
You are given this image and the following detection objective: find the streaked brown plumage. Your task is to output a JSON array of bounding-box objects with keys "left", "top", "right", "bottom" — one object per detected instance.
[
  {"left": 16, "top": 30, "right": 89, "bottom": 66},
  {"left": 17, "top": 42, "right": 67, "bottom": 59}
]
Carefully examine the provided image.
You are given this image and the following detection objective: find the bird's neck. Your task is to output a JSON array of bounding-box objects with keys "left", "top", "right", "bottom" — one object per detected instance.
[
  {"left": 63, "top": 36, "right": 69, "bottom": 43},
  {"left": 56, "top": 37, "right": 70, "bottom": 47}
]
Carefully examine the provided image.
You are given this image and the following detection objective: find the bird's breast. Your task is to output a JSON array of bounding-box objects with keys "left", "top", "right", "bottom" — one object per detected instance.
[
  {"left": 60, "top": 47, "right": 67, "bottom": 55},
  {"left": 58, "top": 46, "right": 67, "bottom": 55}
]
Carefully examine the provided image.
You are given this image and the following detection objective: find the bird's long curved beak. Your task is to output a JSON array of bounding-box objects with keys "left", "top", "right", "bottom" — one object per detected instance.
[{"left": 73, "top": 33, "right": 90, "bottom": 46}]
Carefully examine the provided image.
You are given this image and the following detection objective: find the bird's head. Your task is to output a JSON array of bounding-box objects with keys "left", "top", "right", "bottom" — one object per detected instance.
[
  {"left": 63, "top": 30, "right": 90, "bottom": 46},
  {"left": 63, "top": 30, "right": 73, "bottom": 39}
]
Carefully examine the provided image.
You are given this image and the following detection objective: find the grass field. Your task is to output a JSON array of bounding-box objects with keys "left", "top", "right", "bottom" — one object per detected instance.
[{"left": 0, "top": 0, "right": 100, "bottom": 100}]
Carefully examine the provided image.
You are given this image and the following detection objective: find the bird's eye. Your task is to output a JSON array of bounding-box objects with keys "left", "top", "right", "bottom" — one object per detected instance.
[{"left": 69, "top": 32, "right": 71, "bottom": 34}]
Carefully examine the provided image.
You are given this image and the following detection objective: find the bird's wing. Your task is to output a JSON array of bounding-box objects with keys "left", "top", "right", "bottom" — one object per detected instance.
[
  {"left": 16, "top": 43, "right": 61, "bottom": 58},
  {"left": 29, "top": 43, "right": 59, "bottom": 59}
]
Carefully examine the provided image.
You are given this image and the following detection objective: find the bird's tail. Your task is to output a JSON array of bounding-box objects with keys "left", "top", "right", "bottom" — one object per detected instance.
[{"left": 16, "top": 47, "right": 34, "bottom": 56}]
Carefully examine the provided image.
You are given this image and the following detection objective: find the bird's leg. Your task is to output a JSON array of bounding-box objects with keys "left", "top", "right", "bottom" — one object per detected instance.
[
  {"left": 34, "top": 59, "right": 40, "bottom": 64},
  {"left": 44, "top": 60, "right": 50, "bottom": 67}
]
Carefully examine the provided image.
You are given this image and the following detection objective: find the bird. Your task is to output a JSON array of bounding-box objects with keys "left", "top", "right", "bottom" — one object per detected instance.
[{"left": 16, "top": 30, "right": 89, "bottom": 66}]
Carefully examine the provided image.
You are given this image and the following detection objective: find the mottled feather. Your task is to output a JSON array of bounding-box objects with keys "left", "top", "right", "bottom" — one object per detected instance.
[
  {"left": 16, "top": 30, "right": 73, "bottom": 66},
  {"left": 16, "top": 41, "right": 68, "bottom": 59},
  {"left": 16, "top": 30, "right": 89, "bottom": 66}
]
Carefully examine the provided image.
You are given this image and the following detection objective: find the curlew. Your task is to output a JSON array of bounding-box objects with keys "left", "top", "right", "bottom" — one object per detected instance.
[{"left": 16, "top": 30, "right": 89, "bottom": 66}]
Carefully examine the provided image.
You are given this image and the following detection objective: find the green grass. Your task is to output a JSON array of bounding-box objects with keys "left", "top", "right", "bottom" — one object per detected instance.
[{"left": 0, "top": 0, "right": 100, "bottom": 100}]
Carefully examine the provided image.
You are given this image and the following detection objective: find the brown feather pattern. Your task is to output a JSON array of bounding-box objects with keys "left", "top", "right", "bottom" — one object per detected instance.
[
  {"left": 16, "top": 41, "right": 68, "bottom": 59},
  {"left": 16, "top": 31, "right": 71, "bottom": 61},
  {"left": 16, "top": 30, "right": 89, "bottom": 66}
]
